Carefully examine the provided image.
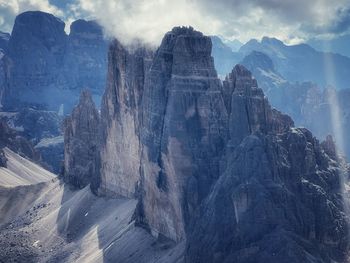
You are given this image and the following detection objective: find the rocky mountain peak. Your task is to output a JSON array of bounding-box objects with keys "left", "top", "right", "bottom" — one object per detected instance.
[
  {"left": 70, "top": 19, "right": 103, "bottom": 36},
  {"left": 78, "top": 89, "right": 96, "bottom": 108},
  {"left": 9, "top": 11, "right": 66, "bottom": 52},
  {"left": 1, "top": 11, "right": 108, "bottom": 113},
  {"left": 224, "top": 64, "right": 293, "bottom": 147},
  {"left": 261, "top": 36, "right": 284, "bottom": 46},
  {"left": 168, "top": 26, "right": 203, "bottom": 37},
  {"left": 63, "top": 90, "right": 100, "bottom": 189},
  {"left": 241, "top": 51, "right": 275, "bottom": 72}
]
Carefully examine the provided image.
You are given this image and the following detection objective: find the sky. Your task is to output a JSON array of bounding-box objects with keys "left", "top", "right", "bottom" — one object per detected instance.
[{"left": 1, "top": 0, "right": 350, "bottom": 46}]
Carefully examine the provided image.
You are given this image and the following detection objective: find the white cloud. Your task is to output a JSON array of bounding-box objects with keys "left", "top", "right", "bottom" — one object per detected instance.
[
  {"left": 1, "top": 0, "right": 350, "bottom": 45},
  {"left": 73, "top": 0, "right": 350, "bottom": 45},
  {"left": 0, "top": 0, "right": 64, "bottom": 32},
  {"left": 74, "top": 0, "right": 222, "bottom": 46}
]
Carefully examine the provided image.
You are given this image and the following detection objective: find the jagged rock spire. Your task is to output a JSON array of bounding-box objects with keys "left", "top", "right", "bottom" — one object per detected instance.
[{"left": 63, "top": 90, "right": 100, "bottom": 189}]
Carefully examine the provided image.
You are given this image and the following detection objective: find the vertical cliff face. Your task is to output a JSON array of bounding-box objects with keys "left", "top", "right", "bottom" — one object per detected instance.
[
  {"left": 139, "top": 27, "right": 228, "bottom": 241},
  {"left": 0, "top": 32, "right": 9, "bottom": 107},
  {"left": 63, "top": 90, "right": 100, "bottom": 189},
  {"left": 65, "top": 19, "right": 109, "bottom": 105},
  {"left": 97, "top": 39, "right": 153, "bottom": 197},
  {"left": 3, "top": 11, "right": 67, "bottom": 110},
  {"left": 1, "top": 11, "right": 108, "bottom": 113}
]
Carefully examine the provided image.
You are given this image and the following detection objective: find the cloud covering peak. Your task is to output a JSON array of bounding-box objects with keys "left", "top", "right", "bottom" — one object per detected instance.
[{"left": 1, "top": 0, "right": 350, "bottom": 45}]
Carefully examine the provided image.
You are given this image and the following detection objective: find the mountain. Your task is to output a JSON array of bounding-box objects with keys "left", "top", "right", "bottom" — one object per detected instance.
[
  {"left": 1, "top": 19, "right": 350, "bottom": 262},
  {"left": 240, "top": 50, "right": 350, "bottom": 159},
  {"left": 221, "top": 37, "right": 243, "bottom": 51},
  {"left": 73, "top": 27, "right": 349, "bottom": 262},
  {"left": 0, "top": 31, "right": 10, "bottom": 108},
  {"left": 239, "top": 37, "right": 350, "bottom": 89},
  {"left": 0, "top": 11, "right": 109, "bottom": 173},
  {"left": 63, "top": 90, "right": 100, "bottom": 189},
  {"left": 1, "top": 11, "right": 109, "bottom": 113},
  {"left": 210, "top": 36, "right": 243, "bottom": 78},
  {"left": 210, "top": 36, "right": 350, "bottom": 89},
  {"left": 96, "top": 39, "right": 153, "bottom": 197},
  {"left": 308, "top": 34, "right": 350, "bottom": 58}
]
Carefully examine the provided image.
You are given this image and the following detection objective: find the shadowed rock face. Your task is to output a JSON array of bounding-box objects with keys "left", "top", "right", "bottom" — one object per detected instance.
[
  {"left": 223, "top": 65, "right": 293, "bottom": 147},
  {"left": 64, "top": 19, "right": 109, "bottom": 105},
  {"left": 0, "top": 149, "right": 6, "bottom": 167},
  {"left": 0, "top": 31, "right": 8, "bottom": 108},
  {"left": 138, "top": 26, "right": 228, "bottom": 241},
  {"left": 2, "top": 11, "right": 67, "bottom": 110},
  {"left": 185, "top": 67, "right": 349, "bottom": 263},
  {"left": 63, "top": 90, "right": 100, "bottom": 189},
  {"left": 97, "top": 39, "right": 153, "bottom": 197},
  {"left": 1, "top": 11, "right": 108, "bottom": 113}
]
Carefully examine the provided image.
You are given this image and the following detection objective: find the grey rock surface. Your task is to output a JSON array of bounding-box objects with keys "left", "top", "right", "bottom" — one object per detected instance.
[
  {"left": 63, "top": 90, "right": 100, "bottom": 189},
  {"left": 185, "top": 66, "right": 349, "bottom": 263},
  {"left": 138, "top": 27, "right": 228, "bottom": 241},
  {"left": 0, "top": 120, "right": 40, "bottom": 162},
  {"left": 240, "top": 51, "right": 350, "bottom": 159},
  {"left": 1, "top": 11, "right": 108, "bottom": 113},
  {"left": 0, "top": 108, "right": 63, "bottom": 173},
  {"left": 97, "top": 39, "right": 153, "bottom": 197},
  {"left": 94, "top": 28, "right": 350, "bottom": 263},
  {"left": 2, "top": 11, "right": 67, "bottom": 111},
  {"left": 64, "top": 19, "right": 109, "bottom": 107}
]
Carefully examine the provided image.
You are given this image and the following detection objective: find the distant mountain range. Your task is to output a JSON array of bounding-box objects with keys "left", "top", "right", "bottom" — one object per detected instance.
[
  {"left": 212, "top": 35, "right": 350, "bottom": 90},
  {"left": 307, "top": 34, "right": 350, "bottom": 58}
]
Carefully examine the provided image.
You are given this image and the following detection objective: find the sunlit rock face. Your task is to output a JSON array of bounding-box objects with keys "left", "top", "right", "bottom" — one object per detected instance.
[
  {"left": 138, "top": 27, "right": 228, "bottom": 241},
  {"left": 63, "top": 90, "right": 100, "bottom": 189},
  {"left": 97, "top": 39, "right": 153, "bottom": 197},
  {"left": 185, "top": 66, "right": 349, "bottom": 263},
  {"left": 1, "top": 11, "right": 108, "bottom": 113}
]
